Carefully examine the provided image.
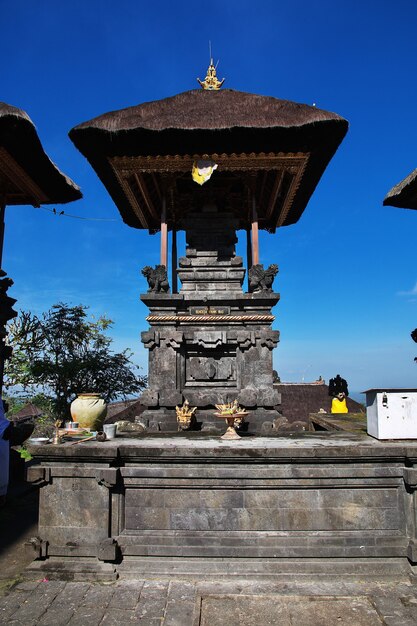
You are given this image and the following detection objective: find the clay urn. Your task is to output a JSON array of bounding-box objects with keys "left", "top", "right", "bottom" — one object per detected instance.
[{"left": 70, "top": 393, "right": 107, "bottom": 430}]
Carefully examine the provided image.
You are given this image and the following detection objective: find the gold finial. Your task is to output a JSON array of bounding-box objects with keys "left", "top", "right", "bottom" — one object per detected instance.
[{"left": 197, "top": 58, "right": 225, "bottom": 90}]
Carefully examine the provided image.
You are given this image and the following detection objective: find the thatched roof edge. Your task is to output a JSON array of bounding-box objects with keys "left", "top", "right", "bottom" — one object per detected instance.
[
  {"left": 0, "top": 101, "right": 82, "bottom": 205},
  {"left": 70, "top": 89, "right": 346, "bottom": 135},
  {"left": 383, "top": 167, "right": 417, "bottom": 210}
]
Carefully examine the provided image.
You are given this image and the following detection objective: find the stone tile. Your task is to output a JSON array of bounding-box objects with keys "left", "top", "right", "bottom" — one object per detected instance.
[
  {"left": 81, "top": 584, "right": 114, "bottom": 607},
  {"left": 108, "top": 582, "right": 144, "bottom": 609},
  {"left": 134, "top": 582, "right": 169, "bottom": 622},
  {"left": 372, "top": 595, "right": 417, "bottom": 625},
  {"left": 200, "top": 595, "right": 291, "bottom": 626},
  {"left": 288, "top": 596, "right": 382, "bottom": 626},
  {"left": 100, "top": 608, "right": 137, "bottom": 625},
  {"left": 0, "top": 590, "right": 31, "bottom": 621},
  {"left": 134, "top": 595, "right": 167, "bottom": 621},
  {"left": 52, "top": 582, "right": 91, "bottom": 606},
  {"left": 66, "top": 606, "right": 105, "bottom": 626},
  {"left": 37, "top": 605, "right": 75, "bottom": 626},
  {"left": 13, "top": 582, "right": 41, "bottom": 592},
  {"left": 164, "top": 599, "right": 197, "bottom": 626},
  {"left": 141, "top": 580, "right": 170, "bottom": 595},
  {"left": 8, "top": 581, "right": 66, "bottom": 624},
  {"left": 167, "top": 581, "right": 196, "bottom": 598}
]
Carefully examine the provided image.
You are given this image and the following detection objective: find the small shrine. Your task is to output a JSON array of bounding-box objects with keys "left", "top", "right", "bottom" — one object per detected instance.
[{"left": 70, "top": 64, "right": 348, "bottom": 433}]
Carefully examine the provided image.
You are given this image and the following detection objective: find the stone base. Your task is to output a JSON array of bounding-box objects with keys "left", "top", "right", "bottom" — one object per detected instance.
[
  {"left": 26, "top": 433, "right": 417, "bottom": 581},
  {"left": 117, "top": 556, "right": 416, "bottom": 580},
  {"left": 141, "top": 408, "right": 280, "bottom": 434},
  {"left": 24, "top": 558, "right": 118, "bottom": 582}
]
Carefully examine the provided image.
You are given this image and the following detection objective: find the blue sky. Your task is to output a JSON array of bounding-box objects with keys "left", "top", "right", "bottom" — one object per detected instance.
[{"left": 1, "top": 0, "right": 417, "bottom": 396}]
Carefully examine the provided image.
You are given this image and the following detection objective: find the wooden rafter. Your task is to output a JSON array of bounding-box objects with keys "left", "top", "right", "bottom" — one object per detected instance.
[
  {"left": 0, "top": 147, "right": 48, "bottom": 206},
  {"left": 133, "top": 173, "right": 159, "bottom": 221}
]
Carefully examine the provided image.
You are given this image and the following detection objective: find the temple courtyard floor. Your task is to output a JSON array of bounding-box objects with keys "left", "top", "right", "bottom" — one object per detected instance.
[{"left": 1, "top": 577, "right": 417, "bottom": 625}]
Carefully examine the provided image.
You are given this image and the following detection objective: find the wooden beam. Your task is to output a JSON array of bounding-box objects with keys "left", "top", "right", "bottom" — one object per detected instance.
[
  {"left": 160, "top": 196, "right": 168, "bottom": 267},
  {"left": 171, "top": 226, "right": 178, "bottom": 293},
  {"left": 0, "top": 201, "right": 5, "bottom": 270},
  {"left": 251, "top": 194, "right": 259, "bottom": 265},
  {"left": 246, "top": 226, "right": 252, "bottom": 291},
  {"left": 133, "top": 173, "right": 159, "bottom": 221},
  {"left": 266, "top": 169, "right": 285, "bottom": 220}
]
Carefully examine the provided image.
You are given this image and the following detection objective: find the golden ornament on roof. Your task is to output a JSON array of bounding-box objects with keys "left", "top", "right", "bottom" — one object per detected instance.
[{"left": 197, "top": 59, "right": 225, "bottom": 90}]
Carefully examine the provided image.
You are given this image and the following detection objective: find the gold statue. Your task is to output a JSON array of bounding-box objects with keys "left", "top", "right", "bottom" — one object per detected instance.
[
  {"left": 175, "top": 399, "right": 197, "bottom": 431},
  {"left": 197, "top": 59, "right": 225, "bottom": 90}
]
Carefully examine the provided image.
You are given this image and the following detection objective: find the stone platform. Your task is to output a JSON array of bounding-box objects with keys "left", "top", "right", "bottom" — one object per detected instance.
[{"left": 26, "top": 433, "right": 417, "bottom": 581}]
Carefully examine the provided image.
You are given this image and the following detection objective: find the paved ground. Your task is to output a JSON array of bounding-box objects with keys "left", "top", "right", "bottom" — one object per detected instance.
[{"left": 1, "top": 578, "right": 417, "bottom": 625}]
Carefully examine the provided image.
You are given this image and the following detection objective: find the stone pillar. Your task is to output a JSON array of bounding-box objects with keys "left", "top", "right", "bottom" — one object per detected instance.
[{"left": 140, "top": 203, "right": 281, "bottom": 433}]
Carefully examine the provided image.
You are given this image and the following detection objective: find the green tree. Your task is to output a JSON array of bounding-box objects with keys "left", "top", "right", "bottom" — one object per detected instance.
[{"left": 5, "top": 303, "right": 147, "bottom": 420}]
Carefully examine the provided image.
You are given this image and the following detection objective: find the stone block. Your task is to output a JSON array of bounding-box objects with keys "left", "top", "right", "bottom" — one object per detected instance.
[
  {"left": 159, "top": 390, "right": 183, "bottom": 407},
  {"left": 260, "top": 421, "right": 274, "bottom": 433},
  {"left": 140, "top": 389, "right": 159, "bottom": 407},
  {"left": 257, "top": 388, "right": 281, "bottom": 407},
  {"left": 97, "top": 539, "right": 118, "bottom": 562},
  {"left": 238, "top": 388, "right": 257, "bottom": 408}
]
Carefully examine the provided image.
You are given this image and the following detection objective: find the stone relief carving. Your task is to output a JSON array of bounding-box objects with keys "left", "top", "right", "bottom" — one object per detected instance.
[
  {"left": 234, "top": 330, "right": 280, "bottom": 351},
  {"left": 142, "top": 265, "right": 170, "bottom": 293},
  {"left": 141, "top": 330, "right": 183, "bottom": 350},
  {"left": 249, "top": 263, "right": 279, "bottom": 292},
  {"left": 187, "top": 355, "right": 235, "bottom": 383}
]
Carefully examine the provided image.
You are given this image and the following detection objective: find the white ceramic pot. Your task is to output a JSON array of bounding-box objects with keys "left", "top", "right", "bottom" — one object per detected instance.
[{"left": 70, "top": 393, "right": 107, "bottom": 430}]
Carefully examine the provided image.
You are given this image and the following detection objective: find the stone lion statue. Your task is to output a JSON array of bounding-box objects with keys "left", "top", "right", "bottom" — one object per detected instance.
[
  {"left": 249, "top": 264, "right": 279, "bottom": 292},
  {"left": 141, "top": 265, "right": 170, "bottom": 293}
]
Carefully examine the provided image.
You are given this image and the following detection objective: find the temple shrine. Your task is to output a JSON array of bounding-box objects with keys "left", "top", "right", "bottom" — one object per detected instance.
[
  {"left": 70, "top": 63, "right": 348, "bottom": 433},
  {"left": 25, "top": 67, "right": 417, "bottom": 583}
]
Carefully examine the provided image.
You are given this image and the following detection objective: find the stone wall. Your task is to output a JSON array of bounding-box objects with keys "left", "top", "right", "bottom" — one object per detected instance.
[{"left": 27, "top": 435, "right": 417, "bottom": 580}]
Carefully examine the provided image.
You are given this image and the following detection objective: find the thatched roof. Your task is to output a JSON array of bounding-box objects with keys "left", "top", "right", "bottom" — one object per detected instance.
[
  {"left": 12, "top": 402, "right": 43, "bottom": 421},
  {"left": 383, "top": 167, "right": 417, "bottom": 210},
  {"left": 0, "top": 102, "right": 81, "bottom": 206},
  {"left": 70, "top": 89, "right": 348, "bottom": 230}
]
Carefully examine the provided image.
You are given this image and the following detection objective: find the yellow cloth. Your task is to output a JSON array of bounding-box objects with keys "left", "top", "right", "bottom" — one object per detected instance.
[
  {"left": 331, "top": 397, "right": 348, "bottom": 414},
  {"left": 191, "top": 160, "right": 218, "bottom": 185}
]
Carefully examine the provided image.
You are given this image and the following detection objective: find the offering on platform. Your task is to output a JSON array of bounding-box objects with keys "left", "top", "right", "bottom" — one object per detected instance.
[{"left": 214, "top": 400, "right": 248, "bottom": 440}]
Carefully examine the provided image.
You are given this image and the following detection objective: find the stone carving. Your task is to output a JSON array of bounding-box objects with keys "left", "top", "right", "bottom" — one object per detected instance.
[
  {"left": 187, "top": 355, "right": 235, "bottom": 383},
  {"left": 141, "top": 330, "right": 183, "bottom": 350},
  {"left": 235, "top": 330, "right": 280, "bottom": 351},
  {"left": 0, "top": 270, "right": 17, "bottom": 387},
  {"left": 249, "top": 264, "right": 279, "bottom": 292},
  {"left": 142, "top": 265, "right": 170, "bottom": 293}
]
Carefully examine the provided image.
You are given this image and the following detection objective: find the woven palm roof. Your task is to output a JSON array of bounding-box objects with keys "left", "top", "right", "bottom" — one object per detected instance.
[
  {"left": 384, "top": 167, "right": 417, "bottom": 210},
  {"left": 70, "top": 89, "right": 348, "bottom": 231},
  {"left": 0, "top": 102, "right": 81, "bottom": 206}
]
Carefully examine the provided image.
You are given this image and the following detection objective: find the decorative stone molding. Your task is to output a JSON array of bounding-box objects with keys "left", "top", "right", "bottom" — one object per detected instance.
[
  {"left": 141, "top": 330, "right": 183, "bottom": 349},
  {"left": 95, "top": 468, "right": 119, "bottom": 489},
  {"left": 97, "top": 538, "right": 119, "bottom": 562},
  {"left": 25, "top": 536, "right": 48, "bottom": 559},
  {"left": 146, "top": 314, "right": 275, "bottom": 323},
  {"left": 235, "top": 330, "right": 280, "bottom": 351},
  {"left": 403, "top": 468, "right": 417, "bottom": 489},
  {"left": 27, "top": 465, "right": 51, "bottom": 486},
  {"left": 407, "top": 540, "right": 417, "bottom": 564},
  {"left": 194, "top": 331, "right": 226, "bottom": 349}
]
